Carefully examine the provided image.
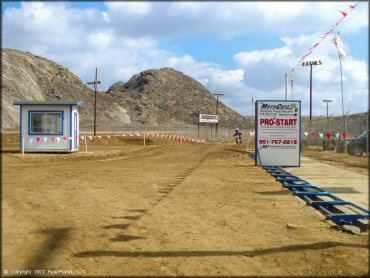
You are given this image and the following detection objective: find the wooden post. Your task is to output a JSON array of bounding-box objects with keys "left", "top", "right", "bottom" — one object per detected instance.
[
  {"left": 246, "top": 133, "right": 250, "bottom": 151},
  {"left": 85, "top": 135, "right": 88, "bottom": 154}
]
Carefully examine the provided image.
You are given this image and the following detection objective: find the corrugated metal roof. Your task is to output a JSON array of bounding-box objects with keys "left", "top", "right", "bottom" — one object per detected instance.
[{"left": 13, "top": 100, "right": 84, "bottom": 106}]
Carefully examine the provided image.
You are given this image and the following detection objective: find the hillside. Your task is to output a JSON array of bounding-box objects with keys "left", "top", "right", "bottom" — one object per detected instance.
[
  {"left": 106, "top": 68, "right": 249, "bottom": 127},
  {"left": 1, "top": 48, "right": 250, "bottom": 131}
]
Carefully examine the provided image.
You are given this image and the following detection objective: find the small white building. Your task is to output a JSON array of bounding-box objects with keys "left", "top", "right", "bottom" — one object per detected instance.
[{"left": 13, "top": 100, "right": 84, "bottom": 152}]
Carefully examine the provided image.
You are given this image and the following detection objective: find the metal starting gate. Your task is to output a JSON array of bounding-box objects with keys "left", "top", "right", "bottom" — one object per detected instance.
[{"left": 248, "top": 153, "right": 369, "bottom": 231}]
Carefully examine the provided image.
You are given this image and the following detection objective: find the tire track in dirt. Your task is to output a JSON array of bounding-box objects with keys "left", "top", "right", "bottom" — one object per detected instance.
[
  {"left": 74, "top": 148, "right": 212, "bottom": 257},
  {"left": 102, "top": 152, "right": 211, "bottom": 240}
]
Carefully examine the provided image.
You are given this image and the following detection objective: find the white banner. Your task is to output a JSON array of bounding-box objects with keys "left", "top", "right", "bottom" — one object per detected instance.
[
  {"left": 199, "top": 114, "right": 219, "bottom": 123},
  {"left": 255, "top": 100, "right": 301, "bottom": 167}
]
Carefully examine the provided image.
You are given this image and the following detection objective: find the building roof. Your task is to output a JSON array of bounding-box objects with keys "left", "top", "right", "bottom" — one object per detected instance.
[{"left": 13, "top": 100, "right": 84, "bottom": 106}]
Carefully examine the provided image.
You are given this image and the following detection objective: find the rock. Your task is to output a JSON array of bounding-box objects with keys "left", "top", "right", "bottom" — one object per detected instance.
[
  {"left": 341, "top": 225, "right": 361, "bottom": 235},
  {"left": 286, "top": 223, "right": 298, "bottom": 229}
]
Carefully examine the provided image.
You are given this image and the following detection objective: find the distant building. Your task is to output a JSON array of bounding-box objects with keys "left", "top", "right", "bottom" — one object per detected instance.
[{"left": 13, "top": 100, "right": 84, "bottom": 152}]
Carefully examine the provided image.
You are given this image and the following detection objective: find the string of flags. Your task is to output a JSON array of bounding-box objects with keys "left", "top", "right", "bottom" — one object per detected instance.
[
  {"left": 24, "top": 133, "right": 207, "bottom": 144},
  {"left": 290, "top": 1, "right": 359, "bottom": 73},
  {"left": 303, "top": 131, "right": 347, "bottom": 139}
]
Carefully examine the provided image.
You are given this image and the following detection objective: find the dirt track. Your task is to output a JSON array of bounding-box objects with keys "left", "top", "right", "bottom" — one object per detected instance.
[{"left": 2, "top": 135, "right": 369, "bottom": 276}]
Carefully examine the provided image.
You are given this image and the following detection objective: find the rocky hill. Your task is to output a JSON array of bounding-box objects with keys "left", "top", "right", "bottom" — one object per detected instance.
[
  {"left": 2, "top": 48, "right": 250, "bottom": 131},
  {"left": 106, "top": 68, "right": 249, "bottom": 127}
]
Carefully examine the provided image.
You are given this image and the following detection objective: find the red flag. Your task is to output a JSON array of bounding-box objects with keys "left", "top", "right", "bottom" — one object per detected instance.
[
  {"left": 327, "top": 132, "right": 332, "bottom": 139},
  {"left": 51, "top": 137, "right": 55, "bottom": 142},
  {"left": 342, "top": 133, "right": 347, "bottom": 139},
  {"left": 349, "top": 5, "right": 355, "bottom": 9},
  {"left": 36, "top": 137, "right": 41, "bottom": 143},
  {"left": 311, "top": 132, "right": 317, "bottom": 137},
  {"left": 111, "top": 134, "right": 115, "bottom": 138},
  {"left": 339, "top": 10, "right": 347, "bottom": 17},
  {"left": 63, "top": 136, "right": 67, "bottom": 141}
]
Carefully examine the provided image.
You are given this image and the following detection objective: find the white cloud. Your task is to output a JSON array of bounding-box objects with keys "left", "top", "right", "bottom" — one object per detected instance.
[
  {"left": 2, "top": 1, "right": 368, "bottom": 117},
  {"left": 105, "top": 2, "right": 151, "bottom": 16}
]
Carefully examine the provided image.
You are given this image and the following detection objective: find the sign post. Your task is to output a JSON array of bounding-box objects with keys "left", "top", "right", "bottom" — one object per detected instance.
[{"left": 255, "top": 100, "right": 301, "bottom": 167}]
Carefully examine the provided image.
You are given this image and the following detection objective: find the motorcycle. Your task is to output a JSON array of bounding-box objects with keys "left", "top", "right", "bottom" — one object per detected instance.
[{"left": 235, "top": 135, "right": 243, "bottom": 144}]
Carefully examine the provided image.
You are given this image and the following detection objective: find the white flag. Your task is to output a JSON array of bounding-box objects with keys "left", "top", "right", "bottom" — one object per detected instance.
[
  {"left": 30, "top": 138, "right": 34, "bottom": 143},
  {"left": 80, "top": 136, "right": 85, "bottom": 140},
  {"left": 44, "top": 137, "right": 48, "bottom": 143},
  {"left": 319, "top": 133, "right": 323, "bottom": 139},
  {"left": 88, "top": 136, "right": 93, "bottom": 140},
  {"left": 56, "top": 137, "right": 61, "bottom": 143},
  {"left": 335, "top": 132, "right": 340, "bottom": 139},
  {"left": 304, "top": 132, "right": 308, "bottom": 137},
  {"left": 332, "top": 34, "right": 346, "bottom": 60}
]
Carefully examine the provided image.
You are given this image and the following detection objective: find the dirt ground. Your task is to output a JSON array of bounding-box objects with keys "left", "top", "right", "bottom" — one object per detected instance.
[
  {"left": 2, "top": 133, "right": 369, "bottom": 276},
  {"left": 302, "top": 148, "right": 368, "bottom": 176}
]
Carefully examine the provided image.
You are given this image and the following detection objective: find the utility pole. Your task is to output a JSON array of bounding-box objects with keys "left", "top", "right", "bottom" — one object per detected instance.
[
  {"left": 284, "top": 73, "right": 288, "bottom": 100},
  {"left": 290, "top": 75, "right": 294, "bottom": 100},
  {"left": 251, "top": 96, "right": 254, "bottom": 115},
  {"left": 323, "top": 99, "right": 333, "bottom": 131},
  {"left": 87, "top": 67, "right": 101, "bottom": 136},
  {"left": 213, "top": 93, "right": 224, "bottom": 138},
  {"left": 302, "top": 60, "right": 322, "bottom": 147}
]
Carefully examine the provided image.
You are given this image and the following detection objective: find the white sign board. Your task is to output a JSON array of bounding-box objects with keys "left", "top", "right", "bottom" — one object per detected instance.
[
  {"left": 255, "top": 100, "right": 301, "bottom": 167},
  {"left": 199, "top": 114, "right": 218, "bottom": 123}
]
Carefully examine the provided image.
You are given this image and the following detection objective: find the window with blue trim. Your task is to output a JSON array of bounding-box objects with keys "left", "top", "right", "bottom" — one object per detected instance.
[{"left": 30, "top": 112, "right": 63, "bottom": 134}]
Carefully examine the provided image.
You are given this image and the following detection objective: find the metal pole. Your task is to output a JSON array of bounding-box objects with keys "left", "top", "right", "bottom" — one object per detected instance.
[
  {"left": 215, "top": 95, "right": 219, "bottom": 138},
  {"left": 285, "top": 73, "right": 288, "bottom": 100},
  {"left": 309, "top": 64, "right": 313, "bottom": 148},
  {"left": 94, "top": 68, "right": 98, "bottom": 136},
  {"left": 198, "top": 111, "right": 200, "bottom": 139},
  {"left": 317, "top": 117, "right": 320, "bottom": 150},
  {"left": 290, "top": 75, "right": 294, "bottom": 100},
  {"left": 339, "top": 50, "right": 345, "bottom": 133}
]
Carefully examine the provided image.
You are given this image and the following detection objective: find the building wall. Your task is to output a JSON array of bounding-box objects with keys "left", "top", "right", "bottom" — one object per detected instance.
[{"left": 20, "top": 105, "right": 79, "bottom": 152}]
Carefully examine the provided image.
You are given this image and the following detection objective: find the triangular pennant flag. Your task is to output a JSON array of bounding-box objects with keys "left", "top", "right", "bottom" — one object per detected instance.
[
  {"left": 97, "top": 136, "right": 102, "bottom": 139},
  {"left": 80, "top": 136, "right": 85, "bottom": 140},
  {"left": 30, "top": 138, "right": 34, "bottom": 143},
  {"left": 311, "top": 132, "right": 317, "bottom": 137},
  {"left": 51, "top": 137, "right": 55, "bottom": 142},
  {"left": 44, "top": 137, "right": 48, "bottom": 143},
  {"left": 342, "top": 133, "right": 347, "bottom": 139},
  {"left": 111, "top": 134, "right": 115, "bottom": 138},
  {"left": 63, "top": 136, "right": 67, "bottom": 141},
  {"left": 335, "top": 132, "right": 340, "bottom": 139},
  {"left": 36, "top": 137, "right": 41, "bottom": 143},
  {"left": 304, "top": 132, "right": 308, "bottom": 137},
  {"left": 106, "top": 135, "right": 111, "bottom": 139},
  {"left": 56, "top": 137, "right": 61, "bottom": 143},
  {"left": 319, "top": 133, "right": 323, "bottom": 139},
  {"left": 339, "top": 10, "right": 347, "bottom": 17},
  {"left": 327, "top": 132, "right": 332, "bottom": 139},
  {"left": 88, "top": 136, "right": 93, "bottom": 140}
]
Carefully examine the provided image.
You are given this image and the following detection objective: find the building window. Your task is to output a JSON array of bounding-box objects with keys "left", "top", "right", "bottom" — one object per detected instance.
[{"left": 29, "top": 111, "right": 63, "bottom": 135}]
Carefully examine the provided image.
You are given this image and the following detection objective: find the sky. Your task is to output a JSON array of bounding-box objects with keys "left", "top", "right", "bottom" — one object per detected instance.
[{"left": 2, "top": 1, "right": 369, "bottom": 117}]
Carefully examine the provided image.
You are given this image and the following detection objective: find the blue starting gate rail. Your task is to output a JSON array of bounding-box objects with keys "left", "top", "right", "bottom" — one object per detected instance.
[{"left": 249, "top": 153, "right": 369, "bottom": 231}]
